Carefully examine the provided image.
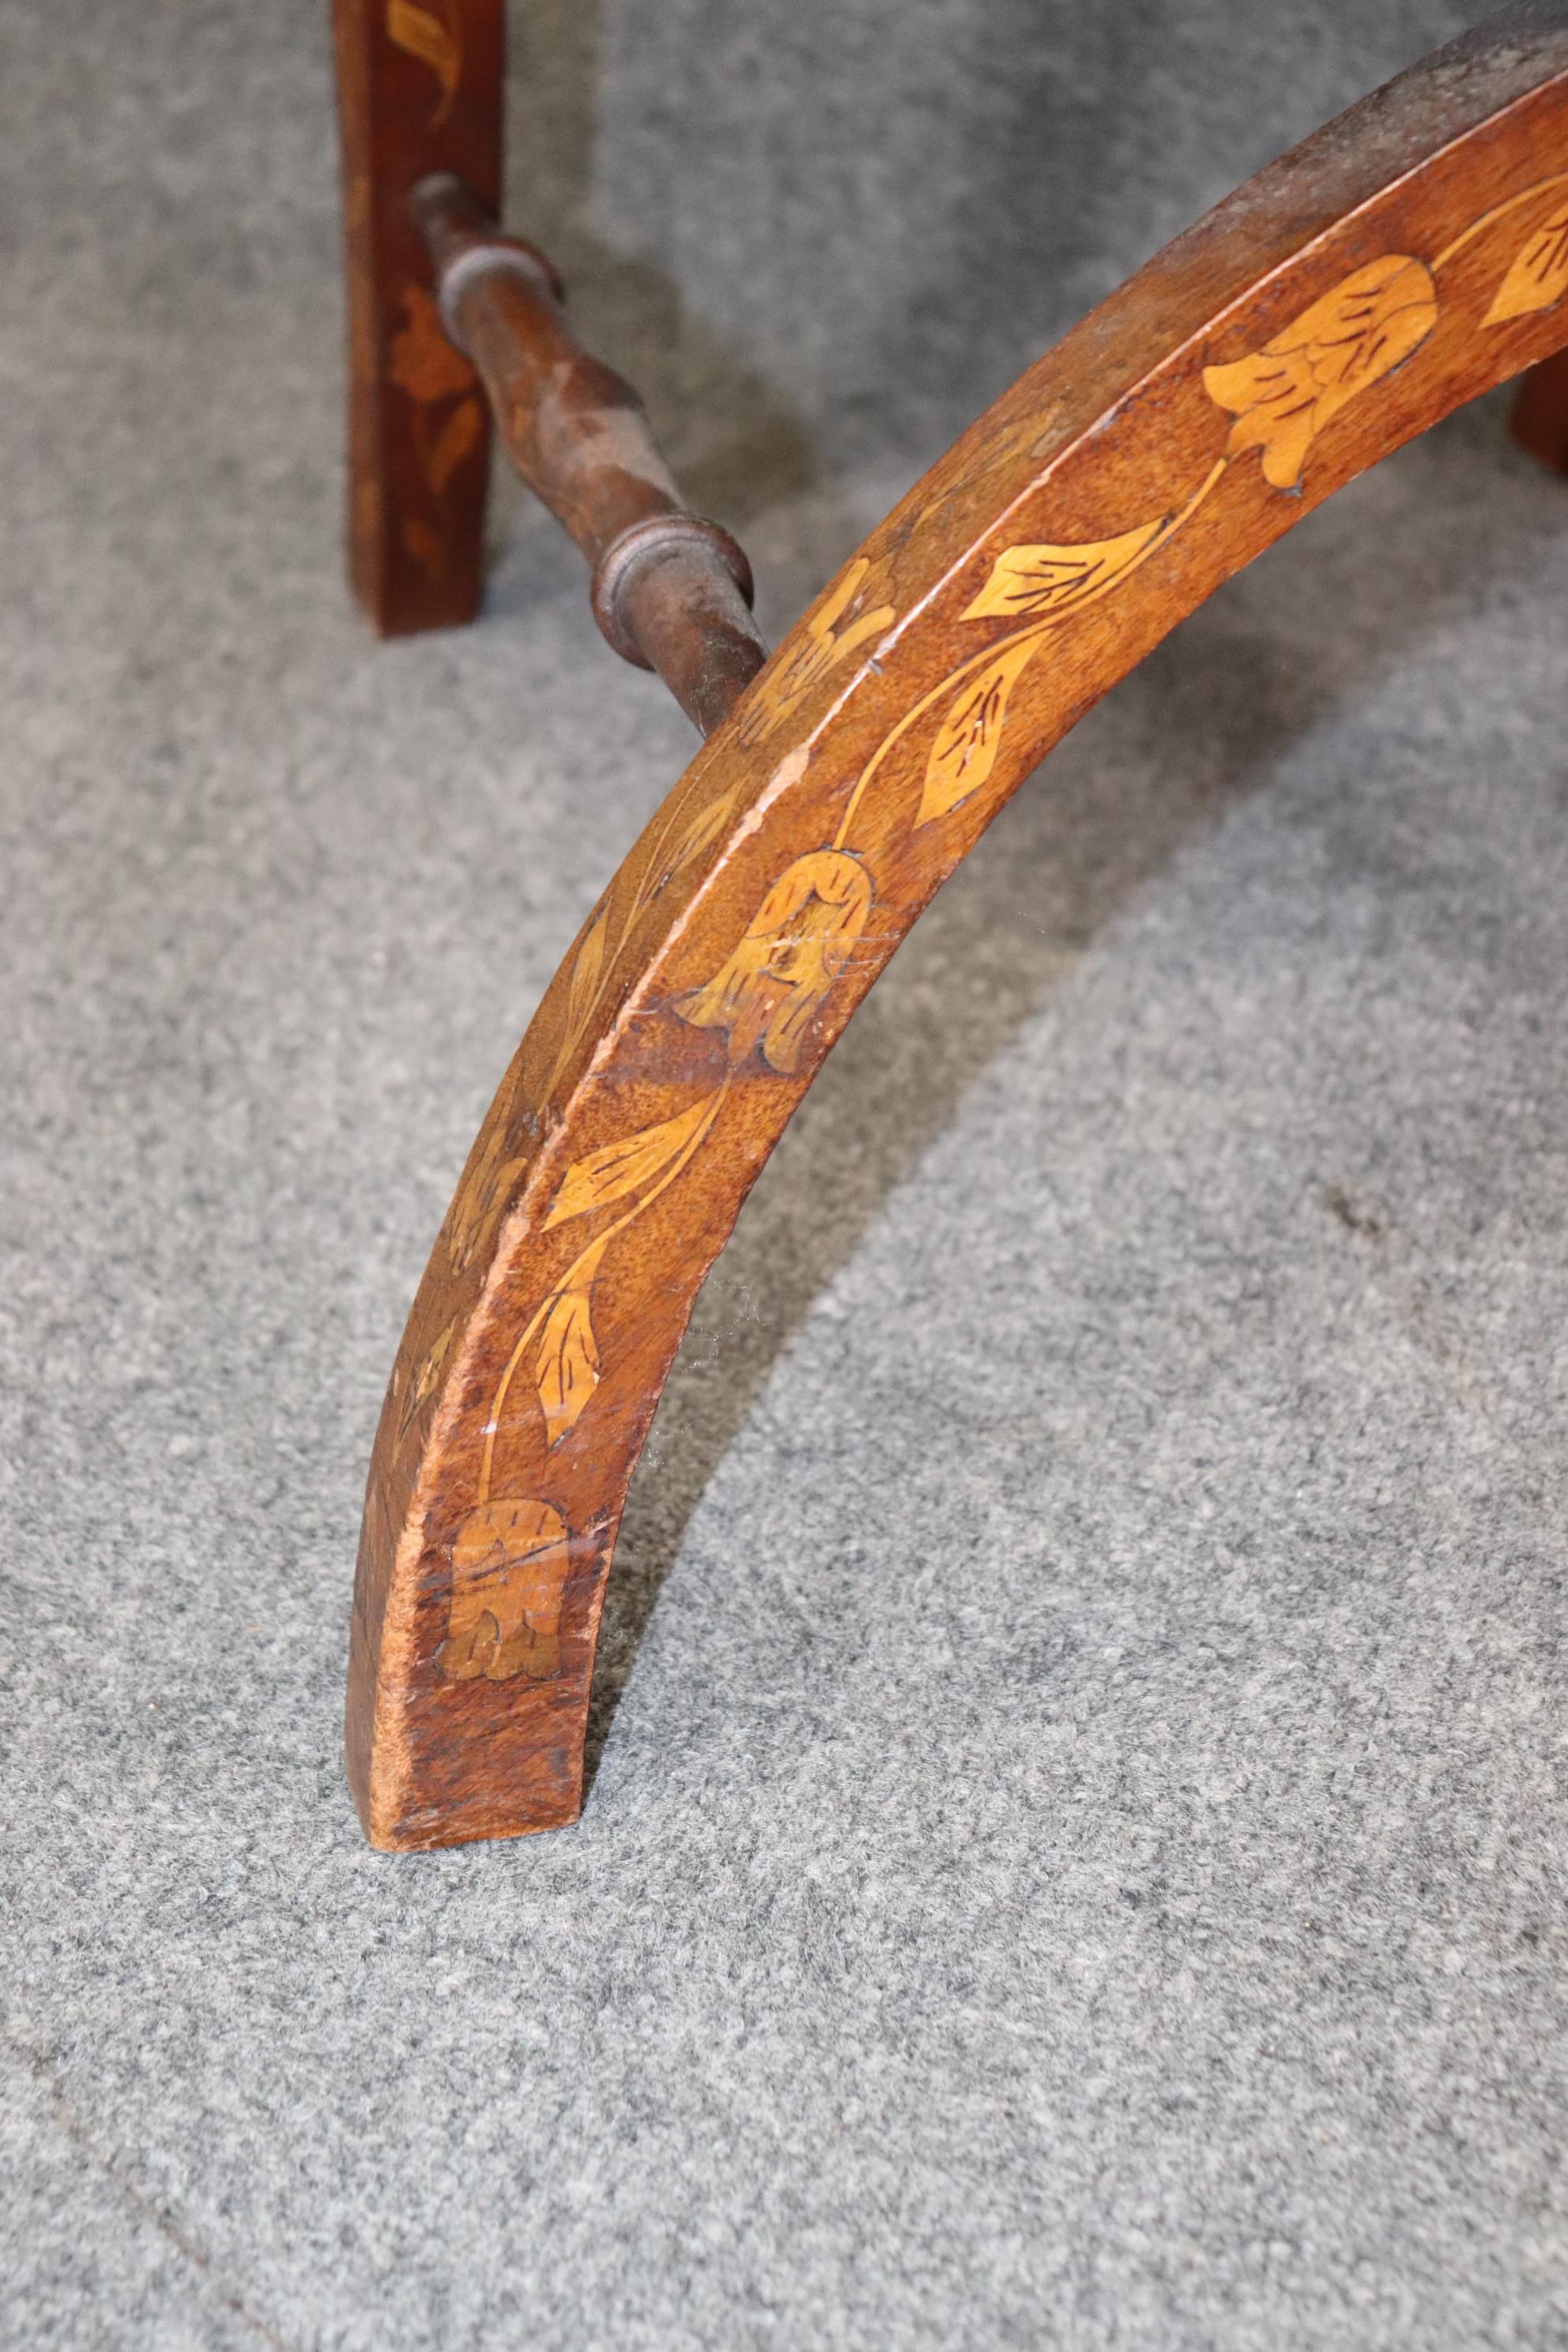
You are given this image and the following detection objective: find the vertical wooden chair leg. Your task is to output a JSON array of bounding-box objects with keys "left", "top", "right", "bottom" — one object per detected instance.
[
  {"left": 1510, "top": 345, "right": 1568, "bottom": 471},
  {"left": 333, "top": 0, "right": 504, "bottom": 634}
]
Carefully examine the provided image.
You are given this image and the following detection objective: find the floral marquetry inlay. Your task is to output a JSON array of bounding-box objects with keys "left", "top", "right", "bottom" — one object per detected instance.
[
  {"left": 962, "top": 516, "right": 1175, "bottom": 622},
  {"left": 410, "top": 160, "right": 1568, "bottom": 1717},
  {"left": 445, "top": 1117, "right": 527, "bottom": 1275},
  {"left": 386, "top": 287, "right": 484, "bottom": 576},
  {"left": 545, "top": 1090, "right": 726, "bottom": 1228},
  {"left": 436, "top": 1498, "right": 567, "bottom": 1682},
  {"left": 530, "top": 1234, "right": 609, "bottom": 1449},
  {"left": 916, "top": 635, "right": 1046, "bottom": 828},
  {"left": 677, "top": 851, "right": 874, "bottom": 1075},
  {"left": 737, "top": 560, "right": 895, "bottom": 746},
  {"left": 386, "top": 0, "right": 462, "bottom": 122},
  {"left": 1484, "top": 202, "right": 1568, "bottom": 322},
  {"left": 388, "top": 288, "right": 470, "bottom": 404},
  {"left": 1202, "top": 255, "right": 1439, "bottom": 488}
]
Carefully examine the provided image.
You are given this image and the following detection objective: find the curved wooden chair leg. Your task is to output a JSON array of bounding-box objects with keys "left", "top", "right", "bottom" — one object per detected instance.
[
  {"left": 349, "top": 6, "right": 1568, "bottom": 1849},
  {"left": 334, "top": 0, "right": 503, "bottom": 634}
]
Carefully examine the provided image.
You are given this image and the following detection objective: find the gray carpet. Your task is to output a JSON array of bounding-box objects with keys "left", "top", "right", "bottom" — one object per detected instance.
[{"left": 4, "top": 2, "right": 1566, "bottom": 2346}]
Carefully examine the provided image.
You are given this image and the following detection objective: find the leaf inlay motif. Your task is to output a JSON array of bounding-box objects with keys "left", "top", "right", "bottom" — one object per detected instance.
[{"left": 1203, "top": 254, "right": 1438, "bottom": 488}]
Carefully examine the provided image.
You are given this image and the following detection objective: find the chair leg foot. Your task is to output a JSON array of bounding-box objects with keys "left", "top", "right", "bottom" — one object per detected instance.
[{"left": 332, "top": 0, "right": 504, "bottom": 635}]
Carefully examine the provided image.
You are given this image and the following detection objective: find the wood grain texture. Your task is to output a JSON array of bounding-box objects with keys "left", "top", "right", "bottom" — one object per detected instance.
[
  {"left": 346, "top": 6, "right": 1568, "bottom": 1849},
  {"left": 409, "top": 172, "right": 767, "bottom": 733},
  {"left": 334, "top": 0, "right": 503, "bottom": 634}
]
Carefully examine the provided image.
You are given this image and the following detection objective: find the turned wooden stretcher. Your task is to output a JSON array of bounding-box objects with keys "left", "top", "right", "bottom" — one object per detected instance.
[{"left": 334, "top": 1, "right": 1568, "bottom": 1849}]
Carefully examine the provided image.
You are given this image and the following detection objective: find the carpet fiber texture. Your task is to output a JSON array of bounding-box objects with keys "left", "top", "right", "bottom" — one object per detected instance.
[{"left": 3, "top": 2, "right": 1566, "bottom": 2346}]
